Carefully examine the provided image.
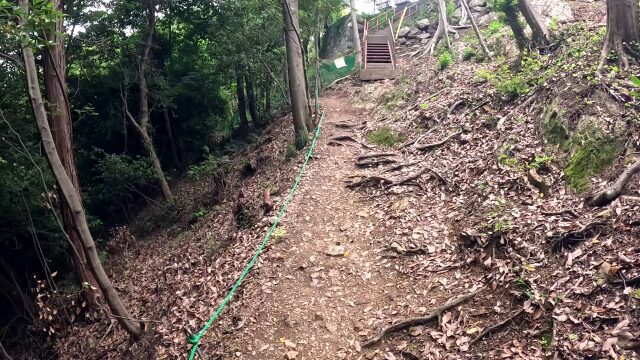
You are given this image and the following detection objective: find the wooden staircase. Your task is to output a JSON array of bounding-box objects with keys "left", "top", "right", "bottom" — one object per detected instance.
[
  {"left": 360, "top": 27, "right": 400, "bottom": 81},
  {"left": 359, "top": 1, "right": 428, "bottom": 81}
]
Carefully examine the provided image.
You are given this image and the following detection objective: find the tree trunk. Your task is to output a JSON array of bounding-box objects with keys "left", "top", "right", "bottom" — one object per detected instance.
[
  {"left": 236, "top": 65, "right": 249, "bottom": 130},
  {"left": 599, "top": 0, "right": 640, "bottom": 70},
  {"left": 350, "top": 0, "right": 362, "bottom": 66},
  {"left": 245, "top": 71, "right": 260, "bottom": 125},
  {"left": 42, "top": 0, "right": 98, "bottom": 301},
  {"left": 517, "top": 0, "right": 550, "bottom": 47},
  {"left": 425, "top": 0, "right": 451, "bottom": 55},
  {"left": 460, "top": 0, "right": 491, "bottom": 59},
  {"left": 162, "top": 108, "right": 183, "bottom": 171},
  {"left": 265, "top": 85, "right": 272, "bottom": 115},
  {"left": 19, "top": 0, "right": 143, "bottom": 340},
  {"left": 282, "top": 0, "right": 310, "bottom": 149},
  {"left": 504, "top": 4, "right": 529, "bottom": 52},
  {"left": 135, "top": 2, "right": 173, "bottom": 203}
]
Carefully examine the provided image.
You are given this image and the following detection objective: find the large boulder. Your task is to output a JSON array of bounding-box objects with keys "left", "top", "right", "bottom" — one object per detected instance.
[
  {"left": 319, "top": 14, "right": 363, "bottom": 59},
  {"left": 476, "top": 12, "right": 499, "bottom": 27},
  {"left": 469, "top": 0, "right": 487, "bottom": 6},
  {"left": 415, "top": 18, "right": 430, "bottom": 31},
  {"left": 405, "top": 27, "right": 422, "bottom": 38},
  {"left": 451, "top": 6, "right": 463, "bottom": 22},
  {"left": 530, "top": 0, "right": 574, "bottom": 25},
  {"left": 398, "top": 26, "right": 411, "bottom": 38}
]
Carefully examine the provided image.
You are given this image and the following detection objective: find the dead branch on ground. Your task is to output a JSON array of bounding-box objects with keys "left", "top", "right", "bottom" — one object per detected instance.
[
  {"left": 469, "top": 309, "right": 525, "bottom": 346},
  {"left": 0, "top": 340, "right": 13, "bottom": 360},
  {"left": 550, "top": 221, "right": 609, "bottom": 251},
  {"left": 345, "top": 175, "right": 393, "bottom": 189},
  {"left": 442, "top": 100, "right": 466, "bottom": 123},
  {"left": 416, "top": 131, "right": 463, "bottom": 151},
  {"left": 364, "top": 288, "right": 483, "bottom": 347},
  {"left": 541, "top": 208, "right": 579, "bottom": 218},
  {"left": 586, "top": 159, "right": 640, "bottom": 207},
  {"left": 496, "top": 95, "right": 537, "bottom": 129},
  {"left": 383, "top": 161, "right": 423, "bottom": 174}
]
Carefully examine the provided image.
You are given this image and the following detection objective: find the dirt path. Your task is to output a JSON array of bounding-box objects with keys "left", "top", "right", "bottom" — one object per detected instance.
[{"left": 214, "top": 93, "right": 400, "bottom": 359}]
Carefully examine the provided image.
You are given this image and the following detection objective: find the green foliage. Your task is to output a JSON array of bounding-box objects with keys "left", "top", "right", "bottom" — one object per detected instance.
[
  {"left": 528, "top": 155, "right": 553, "bottom": 170},
  {"left": 438, "top": 50, "right": 454, "bottom": 71},
  {"left": 462, "top": 47, "right": 476, "bottom": 61},
  {"left": 366, "top": 127, "right": 406, "bottom": 147},
  {"left": 419, "top": 103, "right": 430, "bottom": 110},
  {"left": 495, "top": 75, "right": 529, "bottom": 100},
  {"left": 192, "top": 208, "right": 208, "bottom": 219},
  {"left": 487, "top": 19, "right": 506, "bottom": 35},
  {"left": 446, "top": 0, "right": 456, "bottom": 19},
  {"left": 187, "top": 151, "right": 222, "bottom": 181}
]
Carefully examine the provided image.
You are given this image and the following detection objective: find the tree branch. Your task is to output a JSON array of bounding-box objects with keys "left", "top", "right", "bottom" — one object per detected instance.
[{"left": 0, "top": 51, "right": 24, "bottom": 71}]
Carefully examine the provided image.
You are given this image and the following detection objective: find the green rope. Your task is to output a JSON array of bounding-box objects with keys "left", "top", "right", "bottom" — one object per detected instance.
[{"left": 187, "top": 110, "right": 325, "bottom": 360}]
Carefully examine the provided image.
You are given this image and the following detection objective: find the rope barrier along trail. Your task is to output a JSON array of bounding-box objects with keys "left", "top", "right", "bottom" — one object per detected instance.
[{"left": 186, "top": 109, "right": 326, "bottom": 360}]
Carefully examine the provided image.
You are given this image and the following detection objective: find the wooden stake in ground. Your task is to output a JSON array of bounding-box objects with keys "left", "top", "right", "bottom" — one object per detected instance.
[
  {"left": 459, "top": 0, "right": 491, "bottom": 59},
  {"left": 19, "top": 0, "right": 143, "bottom": 340}
]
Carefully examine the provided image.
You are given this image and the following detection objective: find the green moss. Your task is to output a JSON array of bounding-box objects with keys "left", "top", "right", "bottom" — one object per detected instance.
[
  {"left": 541, "top": 102, "right": 569, "bottom": 148},
  {"left": 367, "top": 127, "right": 406, "bottom": 147},
  {"left": 565, "top": 136, "right": 622, "bottom": 192}
]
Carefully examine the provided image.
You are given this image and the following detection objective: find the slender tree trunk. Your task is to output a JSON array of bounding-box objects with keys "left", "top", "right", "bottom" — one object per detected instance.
[
  {"left": 245, "top": 71, "right": 260, "bottom": 125},
  {"left": 425, "top": 0, "right": 451, "bottom": 55},
  {"left": 133, "top": 2, "right": 173, "bottom": 203},
  {"left": 265, "top": 85, "right": 272, "bottom": 115},
  {"left": 283, "top": 0, "right": 310, "bottom": 149},
  {"left": 504, "top": 4, "right": 529, "bottom": 52},
  {"left": 19, "top": 0, "right": 143, "bottom": 340},
  {"left": 42, "top": 0, "right": 98, "bottom": 300},
  {"left": 599, "top": 0, "right": 640, "bottom": 70},
  {"left": 460, "top": 0, "right": 491, "bottom": 59},
  {"left": 236, "top": 65, "right": 249, "bottom": 130},
  {"left": 162, "top": 109, "right": 182, "bottom": 171},
  {"left": 439, "top": 0, "right": 450, "bottom": 48},
  {"left": 350, "top": 0, "right": 362, "bottom": 66},
  {"left": 517, "top": 0, "right": 550, "bottom": 47}
]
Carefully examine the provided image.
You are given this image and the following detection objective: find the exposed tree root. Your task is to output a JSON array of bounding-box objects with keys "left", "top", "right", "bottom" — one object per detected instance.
[
  {"left": 619, "top": 339, "right": 640, "bottom": 351},
  {"left": 541, "top": 208, "right": 579, "bottom": 218},
  {"left": 609, "top": 273, "right": 640, "bottom": 287},
  {"left": 356, "top": 158, "right": 397, "bottom": 168},
  {"left": 442, "top": 100, "right": 466, "bottom": 123},
  {"left": 497, "top": 95, "right": 536, "bottom": 129},
  {"left": 586, "top": 159, "right": 640, "bottom": 207},
  {"left": 550, "top": 221, "right": 609, "bottom": 252},
  {"left": 331, "top": 135, "right": 359, "bottom": 143},
  {"left": 363, "top": 288, "right": 483, "bottom": 347},
  {"left": 383, "top": 161, "right": 423, "bottom": 174},
  {"left": 469, "top": 309, "right": 525, "bottom": 346},
  {"left": 416, "top": 131, "right": 462, "bottom": 151},
  {"left": 345, "top": 175, "right": 393, "bottom": 189},
  {"left": 357, "top": 153, "right": 397, "bottom": 161}
]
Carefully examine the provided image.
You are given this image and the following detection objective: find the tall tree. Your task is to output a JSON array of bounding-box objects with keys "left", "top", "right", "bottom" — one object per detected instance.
[
  {"left": 517, "top": 0, "right": 549, "bottom": 48},
  {"left": 350, "top": 0, "right": 362, "bottom": 67},
  {"left": 599, "top": 0, "right": 640, "bottom": 70},
  {"left": 42, "top": 0, "right": 98, "bottom": 300},
  {"left": 122, "top": 0, "right": 174, "bottom": 203},
  {"left": 18, "top": 0, "right": 143, "bottom": 340},
  {"left": 236, "top": 65, "right": 249, "bottom": 129},
  {"left": 282, "top": 0, "right": 310, "bottom": 149}
]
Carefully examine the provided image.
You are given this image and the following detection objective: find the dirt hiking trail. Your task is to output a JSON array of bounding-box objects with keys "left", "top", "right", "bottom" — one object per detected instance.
[{"left": 214, "top": 94, "right": 406, "bottom": 359}]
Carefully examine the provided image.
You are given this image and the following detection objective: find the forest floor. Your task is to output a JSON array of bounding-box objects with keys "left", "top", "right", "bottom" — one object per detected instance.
[{"left": 53, "top": 1, "right": 640, "bottom": 359}]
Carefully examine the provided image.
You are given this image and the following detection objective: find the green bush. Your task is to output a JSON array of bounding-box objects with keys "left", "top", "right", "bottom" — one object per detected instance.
[
  {"left": 367, "top": 127, "right": 406, "bottom": 147},
  {"left": 438, "top": 50, "right": 454, "bottom": 70},
  {"left": 487, "top": 20, "right": 506, "bottom": 35},
  {"left": 187, "top": 151, "right": 222, "bottom": 181},
  {"left": 463, "top": 47, "right": 476, "bottom": 61},
  {"left": 495, "top": 75, "right": 529, "bottom": 100}
]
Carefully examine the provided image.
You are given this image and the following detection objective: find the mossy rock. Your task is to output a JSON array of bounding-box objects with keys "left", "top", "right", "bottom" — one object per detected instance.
[
  {"left": 541, "top": 101, "right": 569, "bottom": 148},
  {"left": 564, "top": 135, "right": 622, "bottom": 193},
  {"left": 366, "top": 127, "right": 406, "bottom": 147}
]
